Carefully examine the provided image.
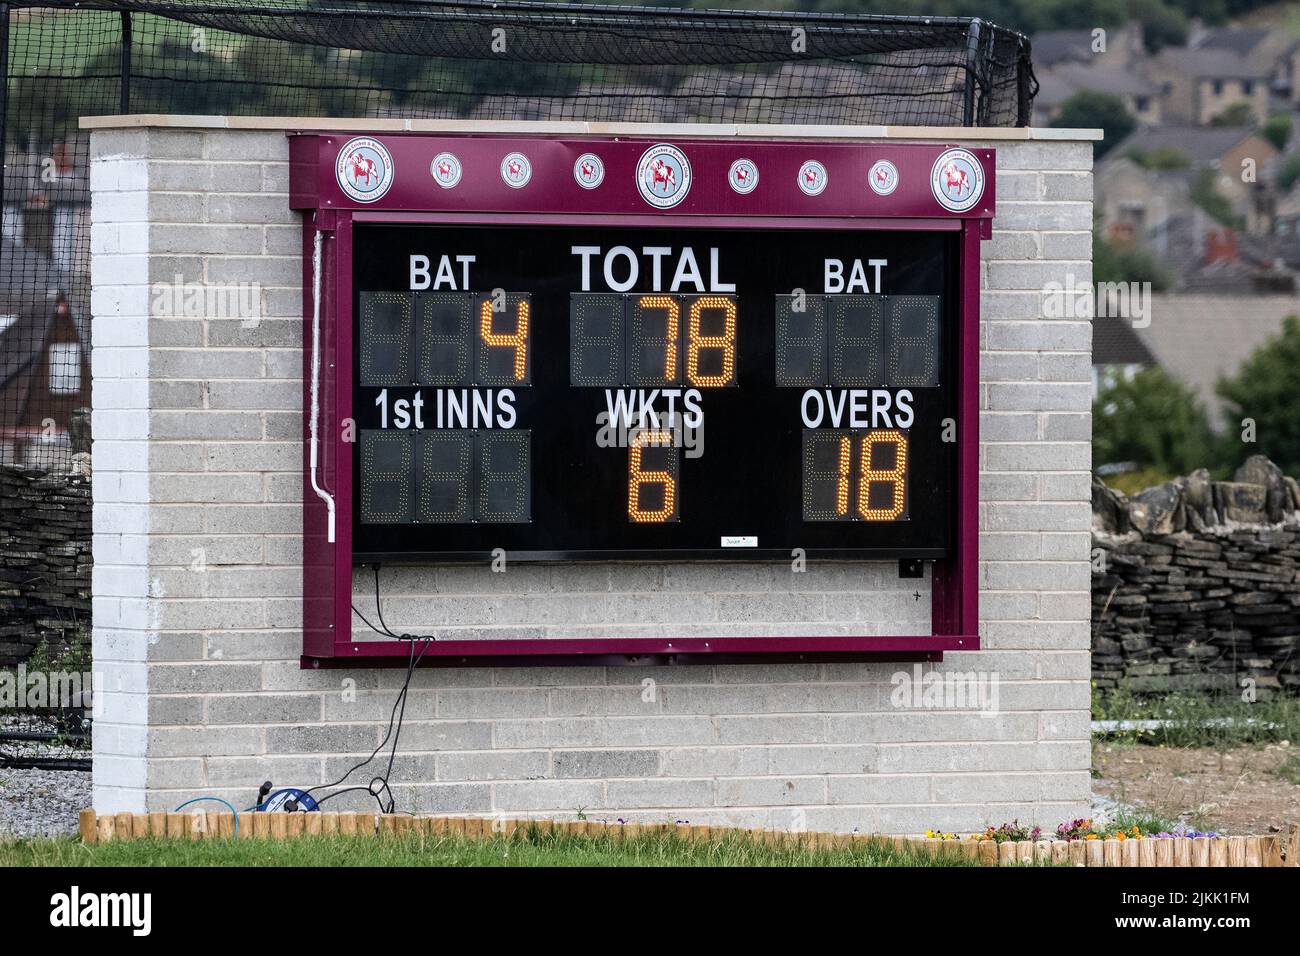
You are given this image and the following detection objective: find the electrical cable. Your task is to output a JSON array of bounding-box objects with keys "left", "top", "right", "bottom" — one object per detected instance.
[
  {"left": 306, "top": 565, "right": 431, "bottom": 814},
  {"left": 172, "top": 796, "right": 241, "bottom": 837}
]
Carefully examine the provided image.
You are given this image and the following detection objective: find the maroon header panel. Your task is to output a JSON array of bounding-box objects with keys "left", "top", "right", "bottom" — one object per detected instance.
[{"left": 290, "top": 133, "right": 995, "bottom": 221}]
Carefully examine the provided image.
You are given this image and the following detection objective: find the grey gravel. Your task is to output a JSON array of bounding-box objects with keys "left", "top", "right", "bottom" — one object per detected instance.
[
  {"left": 1089, "top": 792, "right": 1131, "bottom": 827},
  {"left": 0, "top": 765, "right": 91, "bottom": 838}
]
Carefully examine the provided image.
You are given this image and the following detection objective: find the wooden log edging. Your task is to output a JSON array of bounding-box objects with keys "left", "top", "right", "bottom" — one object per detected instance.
[{"left": 77, "top": 811, "right": 1300, "bottom": 866}]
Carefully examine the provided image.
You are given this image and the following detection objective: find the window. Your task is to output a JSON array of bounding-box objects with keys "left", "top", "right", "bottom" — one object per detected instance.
[
  {"left": 1212, "top": 80, "right": 1224, "bottom": 96},
  {"left": 48, "top": 342, "right": 81, "bottom": 395},
  {"left": 1243, "top": 80, "right": 1254, "bottom": 95}
]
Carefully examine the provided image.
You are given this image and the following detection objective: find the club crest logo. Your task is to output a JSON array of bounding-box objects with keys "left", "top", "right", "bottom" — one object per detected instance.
[
  {"left": 430, "top": 151, "right": 463, "bottom": 189},
  {"left": 797, "top": 160, "right": 828, "bottom": 196},
  {"left": 500, "top": 151, "right": 532, "bottom": 189},
  {"left": 636, "top": 144, "right": 691, "bottom": 209},
  {"left": 728, "top": 158, "right": 759, "bottom": 195},
  {"left": 869, "top": 159, "right": 899, "bottom": 196},
  {"left": 335, "top": 137, "right": 393, "bottom": 203},
  {"left": 574, "top": 153, "right": 605, "bottom": 189},
  {"left": 931, "top": 148, "right": 984, "bottom": 212}
]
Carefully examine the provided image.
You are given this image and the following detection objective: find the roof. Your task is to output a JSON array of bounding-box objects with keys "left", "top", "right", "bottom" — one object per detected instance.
[
  {"left": 1093, "top": 314, "right": 1157, "bottom": 366},
  {"left": 1154, "top": 47, "right": 1267, "bottom": 80},
  {"left": 1108, "top": 125, "right": 1273, "bottom": 166},
  {"left": 1035, "top": 63, "right": 1155, "bottom": 108},
  {"left": 1195, "top": 28, "right": 1272, "bottom": 58},
  {"left": 1134, "top": 294, "right": 1300, "bottom": 429},
  {"left": 1030, "top": 29, "right": 1095, "bottom": 68}
]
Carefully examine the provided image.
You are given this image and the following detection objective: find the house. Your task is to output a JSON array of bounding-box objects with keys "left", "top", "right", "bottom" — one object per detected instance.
[
  {"left": 1, "top": 136, "right": 90, "bottom": 283},
  {"left": 1275, "top": 181, "right": 1300, "bottom": 257},
  {"left": 0, "top": 239, "right": 91, "bottom": 470},
  {"left": 1192, "top": 25, "right": 1298, "bottom": 102},
  {"left": 1095, "top": 154, "right": 1192, "bottom": 253},
  {"left": 1092, "top": 314, "right": 1156, "bottom": 398},
  {"left": 1274, "top": 40, "right": 1300, "bottom": 106},
  {"left": 1102, "top": 126, "right": 1279, "bottom": 237},
  {"left": 1031, "top": 23, "right": 1144, "bottom": 70},
  {"left": 1143, "top": 46, "right": 1270, "bottom": 126},
  {"left": 1033, "top": 62, "right": 1161, "bottom": 127}
]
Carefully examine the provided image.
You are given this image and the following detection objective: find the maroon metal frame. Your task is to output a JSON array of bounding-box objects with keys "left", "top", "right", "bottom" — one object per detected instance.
[{"left": 292, "top": 132, "right": 990, "bottom": 667}]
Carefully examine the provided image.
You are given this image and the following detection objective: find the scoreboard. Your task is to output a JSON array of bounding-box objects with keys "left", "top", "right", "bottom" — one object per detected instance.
[
  {"left": 291, "top": 131, "right": 991, "bottom": 663},
  {"left": 351, "top": 225, "right": 955, "bottom": 561}
]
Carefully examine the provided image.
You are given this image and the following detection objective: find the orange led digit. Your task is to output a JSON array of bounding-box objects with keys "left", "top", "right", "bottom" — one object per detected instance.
[
  {"left": 836, "top": 434, "right": 852, "bottom": 517},
  {"left": 637, "top": 295, "right": 679, "bottom": 381},
  {"left": 479, "top": 296, "right": 529, "bottom": 381},
  {"left": 628, "top": 429, "right": 677, "bottom": 523},
  {"left": 856, "top": 429, "right": 907, "bottom": 521},
  {"left": 686, "top": 295, "right": 736, "bottom": 387}
]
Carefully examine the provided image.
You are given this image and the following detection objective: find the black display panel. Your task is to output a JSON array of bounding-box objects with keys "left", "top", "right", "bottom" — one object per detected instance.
[{"left": 352, "top": 224, "right": 958, "bottom": 561}]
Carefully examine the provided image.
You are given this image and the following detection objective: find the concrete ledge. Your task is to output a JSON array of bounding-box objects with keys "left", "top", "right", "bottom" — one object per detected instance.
[{"left": 79, "top": 114, "right": 1104, "bottom": 142}]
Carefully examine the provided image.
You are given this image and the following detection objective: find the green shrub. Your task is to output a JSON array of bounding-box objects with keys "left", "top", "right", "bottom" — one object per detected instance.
[
  {"left": 1094, "top": 367, "right": 1216, "bottom": 475},
  {"left": 1216, "top": 315, "right": 1300, "bottom": 474}
]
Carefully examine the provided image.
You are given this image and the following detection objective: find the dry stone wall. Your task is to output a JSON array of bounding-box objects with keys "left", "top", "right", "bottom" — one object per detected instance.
[
  {"left": 1092, "top": 456, "right": 1300, "bottom": 695},
  {"left": 0, "top": 466, "right": 92, "bottom": 666}
]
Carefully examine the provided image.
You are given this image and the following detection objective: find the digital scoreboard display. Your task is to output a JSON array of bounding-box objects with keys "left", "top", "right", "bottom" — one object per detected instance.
[
  {"left": 295, "top": 133, "right": 991, "bottom": 661},
  {"left": 351, "top": 225, "right": 957, "bottom": 561}
]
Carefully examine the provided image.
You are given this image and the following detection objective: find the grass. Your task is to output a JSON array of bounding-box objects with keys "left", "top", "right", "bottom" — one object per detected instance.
[
  {"left": 0, "top": 829, "right": 982, "bottom": 867},
  {"left": 1101, "top": 467, "right": 1177, "bottom": 497},
  {"left": 1275, "top": 752, "right": 1300, "bottom": 787},
  {"left": 1092, "top": 689, "right": 1300, "bottom": 748}
]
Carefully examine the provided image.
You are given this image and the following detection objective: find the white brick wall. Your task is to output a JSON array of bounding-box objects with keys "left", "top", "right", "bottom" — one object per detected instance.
[{"left": 89, "top": 124, "right": 1093, "bottom": 832}]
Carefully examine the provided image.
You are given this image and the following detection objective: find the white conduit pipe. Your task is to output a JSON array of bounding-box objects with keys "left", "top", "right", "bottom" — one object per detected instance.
[{"left": 309, "top": 228, "right": 336, "bottom": 543}]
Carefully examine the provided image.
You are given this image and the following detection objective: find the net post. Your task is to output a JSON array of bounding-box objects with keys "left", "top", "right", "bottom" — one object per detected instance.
[
  {"left": 1017, "top": 34, "right": 1036, "bottom": 127},
  {"left": 120, "top": 10, "right": 133, "bottom": 114},
  {"left": 962, "top": 18, "right": 982, "bottom": 127},
  {"left": 0, "top": 2, "right": 8, "bottom": 242}
]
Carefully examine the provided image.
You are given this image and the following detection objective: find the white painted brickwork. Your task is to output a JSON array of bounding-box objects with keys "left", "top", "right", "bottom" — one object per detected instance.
[{"left": 89, "top": 125, "right": 1092, "bottom": 832}]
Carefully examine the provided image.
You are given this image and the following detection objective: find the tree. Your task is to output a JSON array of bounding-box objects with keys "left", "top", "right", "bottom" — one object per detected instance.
[
  {"left": 1093, "top": 367, "right": 1215, "bottom": 475},
  {"left": 1276, "top": 154, "right": 1300, "bottom": 193},
  {"left": 1263, "top": 112, "right": 1293, "bottom": 151},
  {"left": 1209, "top": 102, "right": 1256, "bottom": 127},
  {"left": 1094, "top": 232, "right": 1173, "bottom": 290},
  {"left": 1190, "top": 168, "right": 1242, "bottom": 228},
  {"left": 1052, "top": 91, "right": 1136, "bottom": 158},
  {"left": 1216, "top": 315, "right": 1300, "bottom": 475},
  {"left": 1125, "top": 146, "right": 1189, "bottom": 170}
]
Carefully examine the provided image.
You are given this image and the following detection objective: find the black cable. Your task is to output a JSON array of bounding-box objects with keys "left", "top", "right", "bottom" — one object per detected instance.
[
  {"left": 350, "top": 603, "right": 386, "bottom": 637},
  {"left": 311, "top": 785, "right": 385, "bottom": 813},
  {"left": 308, "top": 565, "right": 431, "bottom": 814},
  {"left": 303, "top": 641, "right": 419, "bottom": 803},
  {"left": 374, "top": 563, "right": 398, "bottom": 638},
  {"left": 383, "top": 636, "right": 419, "bottom": 793}
]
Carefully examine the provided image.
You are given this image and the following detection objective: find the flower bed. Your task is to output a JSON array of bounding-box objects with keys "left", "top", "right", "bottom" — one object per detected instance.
[{"left": 78, "top": 811, "right": 1299, "bottom": 867}]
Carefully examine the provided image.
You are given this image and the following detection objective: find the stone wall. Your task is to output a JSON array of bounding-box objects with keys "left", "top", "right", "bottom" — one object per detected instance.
[
  {"left": 1092, "top": 456, "right": 1300, "bottom": 694},
  {"left": 89, "top": 119, "right": 1094, "bottom": 832},
  {"left": 0, "top": 466, "right": 92, "bottom": 666}
]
